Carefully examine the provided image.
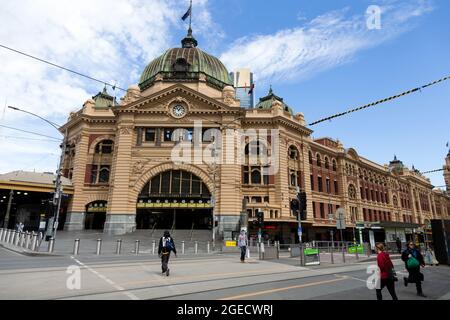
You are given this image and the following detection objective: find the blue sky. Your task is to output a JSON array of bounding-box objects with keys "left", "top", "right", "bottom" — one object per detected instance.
[{"left": 0, "top": 0, "right": 449, "bottom": 188}]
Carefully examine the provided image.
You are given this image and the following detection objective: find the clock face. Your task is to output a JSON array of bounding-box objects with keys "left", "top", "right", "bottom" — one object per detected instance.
[{"left": 172, "top": 104, "right": 187, "bottom": 118}]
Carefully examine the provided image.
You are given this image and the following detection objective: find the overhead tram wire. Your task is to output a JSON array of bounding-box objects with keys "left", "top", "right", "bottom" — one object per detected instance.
[
  {"left": 421, "top": 168, "right": 445, "bottom": 175},
  {"left": 0, "top": 43, "right": 126, "bottom": 92},
  {"left": 309, "top": 75, "right": 450, "bottom": 126},
  {"left": 0, "top": 135, "right": 60, "bottom": 142},
  {"left": 0, "top": 124, "right": 61, "bottom": 141}
]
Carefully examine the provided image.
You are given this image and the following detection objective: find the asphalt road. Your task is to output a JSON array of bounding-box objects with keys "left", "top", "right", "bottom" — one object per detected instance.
[{"left": 0, "top": 246, "right": 449, "bottom": 300}]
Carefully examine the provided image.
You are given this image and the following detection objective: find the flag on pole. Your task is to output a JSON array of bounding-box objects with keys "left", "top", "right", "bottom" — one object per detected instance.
[
  {"left": 248, "top": 84, "right": 255, "bottom": 95},
  {"left": 182, "top": 5, "right": 192, "bottom": 21}
]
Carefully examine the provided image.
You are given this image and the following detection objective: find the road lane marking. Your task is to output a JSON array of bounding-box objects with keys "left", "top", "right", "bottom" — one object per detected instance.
[
  {"left": 219, "top": 276, "right": 348, "bottom": 300},
  {"left": 71, "top": 257, "right": 139, "bottom": 300}
]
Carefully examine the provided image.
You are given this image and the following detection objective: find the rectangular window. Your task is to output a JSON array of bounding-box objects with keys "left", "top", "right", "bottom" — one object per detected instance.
[
  {"left": 91, "top": 166, "right": 98, "bottom": 184},
  {"left": 320, "top": 203, "right": 325, "bottom": 219},
  {"left": 243, "top": 167, "right": 249, "bottom": 184},
  {"left": 145, "top": 129, "right": 156, "bottom": 142},
  {"left": 334, "top": 180, "right": 338, "bottom": 195},
  {"left": 164, "top": 129, "right": 173, "bottom": 141},
  {"left": 313, "top": 201, "right": 317, "bottom": 218},
  {"left": 360, "top": 187, "right": 364, "bottom": 199},
  {"left": 328, "top": 203, "right": 333, "bottom": 216},
  {"left": 98, "top": 165, "right": 110, "bottom": 183},
  {"left": 318, "top": 176, "right": 323, "bottom": 193},
  {"left": 326, "top": 178, "right": 331, "bottom": 193},
  {"left": 310, "top": 175, "right": 314, "bottom": 191}
]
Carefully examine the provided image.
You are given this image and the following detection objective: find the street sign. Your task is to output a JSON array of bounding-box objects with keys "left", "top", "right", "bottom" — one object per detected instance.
[{"left": 336, "top": 208, "right": 346, "bottom": 230}]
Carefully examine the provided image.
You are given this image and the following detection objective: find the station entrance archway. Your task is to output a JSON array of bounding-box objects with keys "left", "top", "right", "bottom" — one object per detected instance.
[{"left": 136, "top": 170, "right": 212, "bottom": 230}]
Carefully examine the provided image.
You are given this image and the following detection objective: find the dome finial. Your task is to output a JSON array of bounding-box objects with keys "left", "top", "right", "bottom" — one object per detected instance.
[{"left": 269, "top": 85, "right": 273, "bottom": 95}]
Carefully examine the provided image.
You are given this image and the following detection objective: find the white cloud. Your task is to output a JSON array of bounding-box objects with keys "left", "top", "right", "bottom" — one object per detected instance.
[
  {"left": 220, "top": 0, "right": 433, "bottom": 84},
  {"left": 0, "top": 0, "right": 216, "bottom": 174}
]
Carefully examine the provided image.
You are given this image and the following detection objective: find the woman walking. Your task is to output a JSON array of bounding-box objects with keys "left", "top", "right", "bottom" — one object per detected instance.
[
  {"left": 402, "top": 241, "right": 426, "bottom": 297},
  {"left": 375, "top": 243, "right": 398, "bottom": 300}
]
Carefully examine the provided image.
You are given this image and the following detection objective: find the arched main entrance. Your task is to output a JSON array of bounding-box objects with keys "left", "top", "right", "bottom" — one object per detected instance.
[{"left": 136, "top": 170, "right": 212, "bottom": 230}]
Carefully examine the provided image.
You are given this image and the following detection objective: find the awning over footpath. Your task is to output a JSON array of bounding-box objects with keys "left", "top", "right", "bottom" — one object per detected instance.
[
  {"left": 0, "top": 171, "right": 73, "bottom": 195},
  {"left": 380, "top": 221, "right": 421, "bottom": 229}
]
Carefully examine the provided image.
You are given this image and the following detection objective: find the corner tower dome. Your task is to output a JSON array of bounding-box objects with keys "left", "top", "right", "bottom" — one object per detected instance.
[{"left": 139, "top": 28, "right": 233, "bottom": 91}]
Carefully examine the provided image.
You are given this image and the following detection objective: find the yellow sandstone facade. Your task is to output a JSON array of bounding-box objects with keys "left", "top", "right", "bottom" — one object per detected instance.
[{"left": 60, "top": 32, "right": 450, "bottom": 243}]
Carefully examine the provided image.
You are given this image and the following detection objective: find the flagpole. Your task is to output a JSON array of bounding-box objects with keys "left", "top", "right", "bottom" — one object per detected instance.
[{"left": 189, "top": 0, "right": 193, "bottom": 30}]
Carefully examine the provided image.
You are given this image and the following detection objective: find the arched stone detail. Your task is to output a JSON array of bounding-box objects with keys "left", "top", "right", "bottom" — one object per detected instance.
[
  {"left": 85, "top": 193, "right": 109, "bottom": 206},
  {"left": 132, "top": 162, "right": 214, "bottom": 201},
  {"left": 88, "top": 135, "right": 116, "bottom": 155}
]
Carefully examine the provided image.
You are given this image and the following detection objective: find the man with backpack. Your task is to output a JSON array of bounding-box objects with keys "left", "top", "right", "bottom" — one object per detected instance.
[{"left": 158, "top": 230, "right": 177, "bottom": 276}]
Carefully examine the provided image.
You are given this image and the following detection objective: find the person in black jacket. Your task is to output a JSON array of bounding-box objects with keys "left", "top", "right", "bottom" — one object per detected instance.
[
  {"left": 401, "top": 241, "right": 426, "bottom": 297},
  {"left": 158, "top": 231, "right": 177, "bottom": 276}
]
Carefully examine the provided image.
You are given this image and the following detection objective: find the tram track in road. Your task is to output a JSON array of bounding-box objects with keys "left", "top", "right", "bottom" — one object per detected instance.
[{"left": 53, "top": 262, "right": 375, "bottom": 300}]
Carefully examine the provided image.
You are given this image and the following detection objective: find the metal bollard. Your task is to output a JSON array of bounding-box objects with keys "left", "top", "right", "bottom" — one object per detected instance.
[
  {"left": 181, "top": 241, "right": 185, "bottom": 255},
  {"left": 14, "top": 231, "right": 21, "bottom": 246},
  {"left": 194, "top": 241, "right": 198, "bottom": 254},
  {"left": 355, "top": 245, "right": 359, "bottom": 260},
  {"left": 48, "top": 238, "right": 55, "bottom": 253},
  {"left": 20, "top": 232, "right": 26, "bottom": 248},
  {"left": 331, "top": 244, "right": 335, "bottom": 264},
  {"left": 31, "top": 233, "right": 38, "bottom": 251},
  {"left": 152, "top": 240, "right": 156, "bottom": 255},
  {"left": 10, "top": 231, "right": 16, "bottom": 245},
  {"left": 342, "top": 245, "right": 346, "bottom": 263},
  {"left": 73, "top": 239, "right": 80, "bottom": 255},
  {"left": 96, "top": 239, "right": 102, "bottom": 255},
  {"left": 116, "top": 239, "right": 122, "bottom": 255},
  {"left": 267, "top": 240, "right": 270, "bottom": 247},
  {"left": 25, "top": 232, "right": 31, "bottom": 249},
  {"left": 0, "top": 228, "right": 3, "bottom": 242},
  {"left": 207, "top": 241, "right": 210, "bottom": 254},
  {"left": 135, "top": 240, "right": 140, "bottom": 255},
  {"left": 5, "top": 230, "right": 10, "bottom": 243}
]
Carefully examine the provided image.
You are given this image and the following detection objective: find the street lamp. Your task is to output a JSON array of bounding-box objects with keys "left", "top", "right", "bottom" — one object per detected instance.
[{"left": 8, "top": 106, "right": 67, "bottom": 240}]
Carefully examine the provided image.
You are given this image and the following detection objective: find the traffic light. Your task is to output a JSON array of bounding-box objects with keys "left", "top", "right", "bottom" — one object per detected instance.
[
  {"left": 256, "top": 210, "right": 264, "bottom": 227},
  {"left": 298, "top": 191, "right": 307, "bottom": 221}
]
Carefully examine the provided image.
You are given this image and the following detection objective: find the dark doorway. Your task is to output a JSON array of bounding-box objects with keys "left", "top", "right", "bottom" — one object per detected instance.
[{"left": 136, "top": 208, "right": 212, "bottom": 230}]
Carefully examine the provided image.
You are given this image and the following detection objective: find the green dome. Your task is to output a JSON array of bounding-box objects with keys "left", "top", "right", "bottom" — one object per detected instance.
[
  {"left": 255, "top": 87, "right": 294, "bottom": 115},
  {"left": 139, "top": 30, "right": 232, "bottom": 91}
]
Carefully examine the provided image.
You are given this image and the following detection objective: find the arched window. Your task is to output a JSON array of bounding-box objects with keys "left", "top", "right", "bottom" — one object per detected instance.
[
  {"left": 251, "top": 168, "right": 261, "bottom": 184},
  {"left": 332, "top": 159, "right": 337, "bottom": 171},
  {"left": 325, "top": 157, "right": 329, "bottom": 169},
  {"left": 289, "top": 146, "right": 299, "bottom": 160},
  {"left": 140, "top": 170, "right": 211, "bottom": 197},
  {"left": 316, "top": 154, "right": 321, "bottom": 167},
  {"left": 95, "top": 140, "right": 114, "bottom": 154}
]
